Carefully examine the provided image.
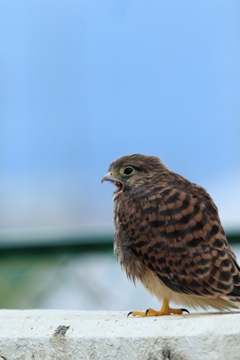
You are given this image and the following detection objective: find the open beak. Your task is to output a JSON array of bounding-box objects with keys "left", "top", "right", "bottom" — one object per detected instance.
[{"left": 101, "top": 173, "right": 124, "bottom": 201}]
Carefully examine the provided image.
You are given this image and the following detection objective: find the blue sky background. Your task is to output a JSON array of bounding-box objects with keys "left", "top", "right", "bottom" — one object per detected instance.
[{"left": 0, "top": 1, "right": 239, "bottom": 234}]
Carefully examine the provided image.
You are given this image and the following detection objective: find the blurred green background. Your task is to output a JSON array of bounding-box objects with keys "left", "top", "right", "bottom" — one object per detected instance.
[{"left": 0, "top": 231, "right": 240, "bottom": 311}]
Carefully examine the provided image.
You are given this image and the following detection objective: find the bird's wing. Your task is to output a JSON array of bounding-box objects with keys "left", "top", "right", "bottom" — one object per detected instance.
[{"left": 117, "top": 185, "right": 240, "bottom": 298}]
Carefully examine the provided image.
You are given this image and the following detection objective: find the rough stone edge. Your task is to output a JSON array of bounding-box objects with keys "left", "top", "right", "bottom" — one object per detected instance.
[{"left": 0, "top": 310, "right": 239, "bottom": 360}]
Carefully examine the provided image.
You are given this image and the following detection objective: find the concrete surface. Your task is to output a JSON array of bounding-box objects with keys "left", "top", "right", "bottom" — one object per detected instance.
[{"left": 0, "top": 310, "right": 240, "bottom": 360}]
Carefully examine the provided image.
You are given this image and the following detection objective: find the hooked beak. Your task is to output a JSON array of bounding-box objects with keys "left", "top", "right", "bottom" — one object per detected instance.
[
  {"left": 101, "top": 173, "right": 120, "bottom": 184},
  {"left": 101, "top": 172, "right": 124, "bottom": 201}
]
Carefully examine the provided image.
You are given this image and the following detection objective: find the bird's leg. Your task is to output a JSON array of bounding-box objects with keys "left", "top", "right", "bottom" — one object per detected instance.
[{"left": 128, "top": 298, "right": 189, "bottom": 317}]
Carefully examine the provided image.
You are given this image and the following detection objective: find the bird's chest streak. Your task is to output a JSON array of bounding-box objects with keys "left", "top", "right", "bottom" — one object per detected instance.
[
  {"left": 114, "top": 213, "right": 141, "bottom": 277},
  {"left": 113, "top": 218, "right": 171, "bottom": 302}
]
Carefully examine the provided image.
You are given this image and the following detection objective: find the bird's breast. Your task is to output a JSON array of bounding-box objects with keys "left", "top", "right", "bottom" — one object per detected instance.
[{"left": 113, "top": 216, "right": 146, "bottom": 283}]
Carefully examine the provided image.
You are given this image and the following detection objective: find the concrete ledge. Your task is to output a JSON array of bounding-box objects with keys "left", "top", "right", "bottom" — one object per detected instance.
[{"left": 0, "top": 310, "right": 240, "bottom": 360}]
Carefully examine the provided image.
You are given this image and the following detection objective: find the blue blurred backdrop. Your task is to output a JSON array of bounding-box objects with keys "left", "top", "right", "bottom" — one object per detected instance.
[
  {"left": 0, "top": 1, "right": 239, "bottom": 310},
  {"left": 1, "top": 1, "right": 239, "bottom": 235}
]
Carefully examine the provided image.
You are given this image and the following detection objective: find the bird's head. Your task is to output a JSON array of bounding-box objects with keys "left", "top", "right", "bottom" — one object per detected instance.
[{"left": 101, "top": 154, "right": 168, "bottom": 201}]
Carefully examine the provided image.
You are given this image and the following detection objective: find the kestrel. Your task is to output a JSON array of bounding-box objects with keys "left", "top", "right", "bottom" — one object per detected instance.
[{"left": 102, "top": 154, "right": 240, "bottom": 316}]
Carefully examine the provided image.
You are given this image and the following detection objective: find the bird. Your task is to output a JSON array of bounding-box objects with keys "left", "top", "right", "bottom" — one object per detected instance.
[{"left": 101, "top": 154, "right": 240, "bottom": 317}]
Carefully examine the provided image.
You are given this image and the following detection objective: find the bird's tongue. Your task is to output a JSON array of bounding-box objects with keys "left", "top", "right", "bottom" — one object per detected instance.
[{"left": 115, "top": 182, "right": 123, "bottom": 192}]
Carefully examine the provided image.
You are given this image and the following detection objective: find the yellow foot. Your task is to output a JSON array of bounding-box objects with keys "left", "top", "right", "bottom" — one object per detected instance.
[
  {"left": 127, "top": 308, "right": 189, "bottom": 317},
  {"left": 127, "top": 299, "right": 189, "bottom": 317}
]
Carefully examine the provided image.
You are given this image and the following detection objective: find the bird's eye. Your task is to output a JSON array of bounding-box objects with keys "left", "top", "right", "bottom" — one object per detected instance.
[
  {"left": 119, "top": 166, "right": 135, "bottom": 176},
  {"left": 124, "top": 167, "right": 133, "bottom": 175}
]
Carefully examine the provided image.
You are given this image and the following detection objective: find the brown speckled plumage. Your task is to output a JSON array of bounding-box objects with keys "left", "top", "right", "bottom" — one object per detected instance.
[{"left": 102, "top": 154, "right": 240, "bottom": 311}]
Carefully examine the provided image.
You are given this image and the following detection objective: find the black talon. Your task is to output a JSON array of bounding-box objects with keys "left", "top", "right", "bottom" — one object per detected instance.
[
  {"left": 181, "top": 308, "right": 190, "bottom": 314},
  {"left": 145, "top": 309, "right": 149, "bottom": 315},
  {"left": 127, "top": 311, "right": 133, "bottom": 317}
]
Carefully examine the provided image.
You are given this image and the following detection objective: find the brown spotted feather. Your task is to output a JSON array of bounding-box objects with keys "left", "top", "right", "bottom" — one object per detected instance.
[{"left": 107, "top": 154, "right": 240, "bottom": 310}]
